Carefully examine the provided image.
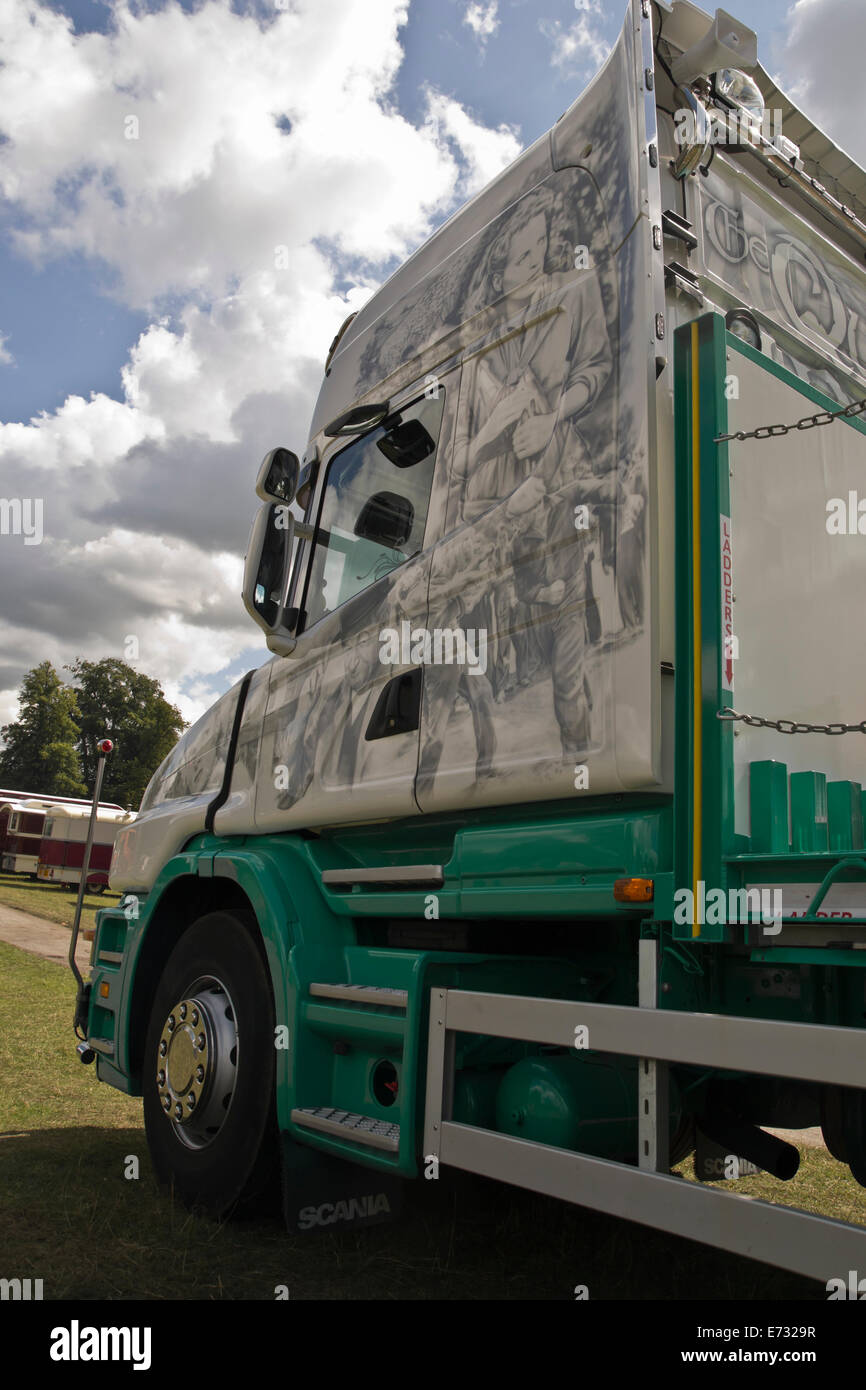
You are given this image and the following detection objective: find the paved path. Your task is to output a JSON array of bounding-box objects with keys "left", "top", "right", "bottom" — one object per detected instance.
[{"left": 0, "top": 902, "right": 92, "bottom": 971}]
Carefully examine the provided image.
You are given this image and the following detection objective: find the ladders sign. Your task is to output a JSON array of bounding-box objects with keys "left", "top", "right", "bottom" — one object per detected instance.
[{"left": 720, "top": 515, "right": 734, "bottom": 691}]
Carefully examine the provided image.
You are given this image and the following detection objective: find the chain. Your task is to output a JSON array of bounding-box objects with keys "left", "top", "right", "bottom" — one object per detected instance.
[
  {"left": 714, "top": 397, "right": 866, "bottom": 443},
  {"left": 717, "top": 707, "right": 866, "bottom": 735}
]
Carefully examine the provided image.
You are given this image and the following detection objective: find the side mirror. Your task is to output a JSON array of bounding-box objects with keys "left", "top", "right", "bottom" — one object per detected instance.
[
  {"left": 242, "top": 502, "right": 297, "bottom": 655},
  {"left": 256, "top": 447, "right": 300, "bottom": 505}
]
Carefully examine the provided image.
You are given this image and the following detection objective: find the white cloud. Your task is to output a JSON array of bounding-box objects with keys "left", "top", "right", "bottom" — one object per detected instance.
[
  {"left": 424, "top": 91, "right": 520, "bottom": 199},
  {"left": 0, "top": 0, "right": 525, "bottom": 724},
  {"left": 776, "top": 0, "right": 866, "bottom": 166},
  {"left": 0, "top": 333, "right": 13, "bottom": 366},
  {"left": 540, "top": 2, "right": 610, "bottom": 75},
  {"left": 464, "top": 1, "right": 499, "bottom": 46},
  {"left": 0, "top": 0, "right": 460, "bottom": 305}
]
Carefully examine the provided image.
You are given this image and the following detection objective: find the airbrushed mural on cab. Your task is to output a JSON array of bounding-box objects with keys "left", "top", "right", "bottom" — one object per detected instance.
[{"left": 240, "top": 14, "right": 658, "bottom": 831}]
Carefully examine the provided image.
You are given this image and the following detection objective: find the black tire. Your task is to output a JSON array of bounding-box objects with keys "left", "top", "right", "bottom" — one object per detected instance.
[{"left": 142, "top": 909, "right": 279, "bottom": 1218}]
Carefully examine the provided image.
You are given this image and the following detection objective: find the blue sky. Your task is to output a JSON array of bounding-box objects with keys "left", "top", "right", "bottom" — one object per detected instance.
[
  {"left": 0, "top": 0, "right": 812, "bottom": 427},
  {"left": 0, "top": 0, "right": 862, "bottom": 727}
]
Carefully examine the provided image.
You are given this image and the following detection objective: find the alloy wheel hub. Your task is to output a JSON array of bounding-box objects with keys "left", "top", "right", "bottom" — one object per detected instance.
[{"left": 155, "top": 977, "right": 239, "bottom": 1150}]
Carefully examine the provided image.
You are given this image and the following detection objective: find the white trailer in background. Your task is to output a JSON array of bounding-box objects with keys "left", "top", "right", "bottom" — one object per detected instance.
[{"left": 38, "top": 805, "right": 136, "bottom": 894}]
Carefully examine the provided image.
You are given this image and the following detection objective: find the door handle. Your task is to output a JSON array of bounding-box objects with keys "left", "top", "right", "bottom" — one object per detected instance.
[{"left": 365, "top": 667, "right": 423, "bottom": 740}]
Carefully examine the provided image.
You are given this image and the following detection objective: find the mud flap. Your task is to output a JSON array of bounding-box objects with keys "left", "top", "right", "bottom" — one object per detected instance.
[{"left": 280, "top": 1134, "right": 404, "bottom": 1233}]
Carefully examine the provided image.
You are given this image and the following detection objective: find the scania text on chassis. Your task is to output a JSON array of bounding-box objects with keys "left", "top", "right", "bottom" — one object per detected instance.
[{"left": 78, "top": 1, "right": 866, "bottom": 1275}]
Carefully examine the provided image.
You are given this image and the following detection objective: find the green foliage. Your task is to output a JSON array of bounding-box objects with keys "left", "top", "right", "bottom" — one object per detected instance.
[
  {"left": 65, "top": 658, "right": 186, "bottom": 810},
  {"left": 0, "top": 658, "right": 186, "bottom": 809},
  {"left": 0, "top": 662, "right": 86, "bottom": 796}
]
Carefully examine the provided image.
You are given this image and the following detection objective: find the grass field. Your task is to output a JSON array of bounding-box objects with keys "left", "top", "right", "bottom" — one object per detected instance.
[
  {"left": 0, "top": 870, "right": 121, "bottom": 929},
  {"left": 0, "top": 938, "right": 864, "bottom": 1300}
]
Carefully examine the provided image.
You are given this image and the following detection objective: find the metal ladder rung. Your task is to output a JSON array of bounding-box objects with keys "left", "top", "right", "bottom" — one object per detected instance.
[
  {"left": 309, "top": 983, "right": 408, "bottom": 1008},
  {"left": 292, "top": 1107, "right": 400, "bottom": 1152}
]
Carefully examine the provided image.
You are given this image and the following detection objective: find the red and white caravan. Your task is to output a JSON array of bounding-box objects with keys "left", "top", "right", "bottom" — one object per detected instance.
[
  {"left": 0, "top": 794, "right": 124, "bottom": 877},
  {"left": 37, "top": 805, "right": 136, "bottom": 893}
]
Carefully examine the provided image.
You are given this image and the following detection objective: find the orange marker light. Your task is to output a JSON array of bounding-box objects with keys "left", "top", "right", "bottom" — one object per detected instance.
[
  {"left": 99, "top": 981, "right": 110, "bottom": 998},
  {"left": 613, "top": 878, "right": 654, "bottom": 903}
]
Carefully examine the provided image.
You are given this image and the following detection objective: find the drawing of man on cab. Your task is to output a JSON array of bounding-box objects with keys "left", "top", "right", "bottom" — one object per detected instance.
[
  {"left": 442, "top": 181, "right": 617, "bottom": 759},
  {"left": 453, "top": 185, "right": 613, "bottom": 527}
]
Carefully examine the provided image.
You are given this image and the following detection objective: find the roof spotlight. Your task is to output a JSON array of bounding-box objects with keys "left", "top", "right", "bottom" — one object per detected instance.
[{"left": 725, "top": 307, "right": 762, "bottom": 351}]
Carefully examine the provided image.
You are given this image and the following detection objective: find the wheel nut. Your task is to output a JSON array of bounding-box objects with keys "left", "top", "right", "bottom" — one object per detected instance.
[
  {"left": 197, "top": 1033, "right": 206, "bottom": 1050},
  {"left": 187, "top": 1093, "right": 196, "bottom": 1108},
  {"left": 167, "top": 1015, "right": 176, "bottom": 1032},
  {"left": 157, "top": 1069, "right": 166, "bottom": 1086},
  {"left": 162, "top": 1096, "right": 171, "bottom": 1111},
  {"left": 159, "top": 1040, "right": 167, "bottom": 1057},
  {"left": 179, "top": 1004, "right": 187, "bottom": 1021},
  {"left": 174, "top": 1102, "right": 183, "bottom": 1119},
  {"left": 191, "top": 1010, "right": 199, "bottom": 1026},
  {"left": 195, "top": 1065, "right": 205, "bottom": 1082}
]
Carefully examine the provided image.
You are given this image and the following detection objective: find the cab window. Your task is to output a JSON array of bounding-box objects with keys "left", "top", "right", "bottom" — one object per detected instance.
[{"left": 300, "top": 391, "right": 444, "bottom": 630}]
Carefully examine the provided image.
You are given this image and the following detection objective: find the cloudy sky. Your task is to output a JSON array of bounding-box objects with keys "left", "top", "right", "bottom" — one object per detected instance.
[{"left": 0, "top": 0, "right": 863, "bottom": 729}]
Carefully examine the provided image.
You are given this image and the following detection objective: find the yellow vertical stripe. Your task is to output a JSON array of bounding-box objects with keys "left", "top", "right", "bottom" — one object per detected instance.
[{"left": 690, "top": 322, "right": 702, "bottom": 938}]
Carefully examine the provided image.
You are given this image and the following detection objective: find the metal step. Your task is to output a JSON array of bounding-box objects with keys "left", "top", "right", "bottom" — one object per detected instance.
[
  {"left": 291, "top": 1107, "right": 400, "bottom": 1152},
  {"left": 321, "top": 864, "right": 444, "bottom": 889},
  {"left": 309, "top": 983, "right": 408, "bottom": 1009}
]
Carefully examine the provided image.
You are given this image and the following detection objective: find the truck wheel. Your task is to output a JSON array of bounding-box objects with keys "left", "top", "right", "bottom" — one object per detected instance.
[{"left": 142, "top": 909, "right": 278, "bottom": 1217}]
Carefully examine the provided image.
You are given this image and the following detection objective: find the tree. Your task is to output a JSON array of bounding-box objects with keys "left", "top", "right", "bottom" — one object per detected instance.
[
  {"left": 66, "top": 659, "right": 186, "bottom": 810},
  {"left": 0, "top": 661, "right": 87, "bottom": 796}
]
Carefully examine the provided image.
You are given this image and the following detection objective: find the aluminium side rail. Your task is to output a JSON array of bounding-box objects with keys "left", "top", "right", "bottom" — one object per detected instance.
[{"left": 422, "top": 942, "right": 866, "bottom": 1281}]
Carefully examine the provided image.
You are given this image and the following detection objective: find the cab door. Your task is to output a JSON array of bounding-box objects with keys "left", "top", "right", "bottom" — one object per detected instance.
[{"left": 254, "top": 369, "right": 458, "bottom": 831}]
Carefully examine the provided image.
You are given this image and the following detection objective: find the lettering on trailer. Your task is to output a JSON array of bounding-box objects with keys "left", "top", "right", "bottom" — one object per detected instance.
[
  {"left": 720, "top": 515, "right": 734, "bottom": 691},
  {"left": 700, "top": 174, "right": 866, "bottom": 403},
  {"left": 748, "top": 881, "right": 866, "bottom": 919},
  {"left": 296, "top": 1193, "right": 392, "bottom": 1230}
]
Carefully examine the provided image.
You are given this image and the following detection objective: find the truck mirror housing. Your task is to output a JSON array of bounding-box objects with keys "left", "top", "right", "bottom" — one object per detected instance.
[
  {"left": 256, "top": 447, "right": 300, "bottom": 505},
  {"left": 242, "top": 501, "right": 298, "bottom": 654}
]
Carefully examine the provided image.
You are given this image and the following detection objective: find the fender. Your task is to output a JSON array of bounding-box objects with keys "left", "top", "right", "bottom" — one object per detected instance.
[{"left": 91, "top": 831, "right": 349, "bottom": 1121}]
